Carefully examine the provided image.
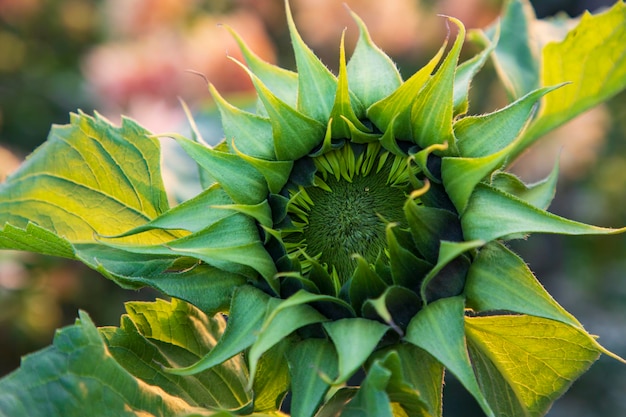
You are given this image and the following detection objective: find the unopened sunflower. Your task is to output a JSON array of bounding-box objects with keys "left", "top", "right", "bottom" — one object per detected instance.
[{"left": 1, "top": 1, "right": 626, "bottom": 416}]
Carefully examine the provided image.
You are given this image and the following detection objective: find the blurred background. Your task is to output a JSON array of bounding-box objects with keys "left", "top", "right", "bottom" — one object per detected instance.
[{"left": 0, "top": 0, "right": 624, "bottom": 415}]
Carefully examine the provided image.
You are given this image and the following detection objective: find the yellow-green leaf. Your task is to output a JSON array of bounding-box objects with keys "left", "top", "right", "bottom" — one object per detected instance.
[
  {"left": 465, "top": 314, "right": 602, "bottom": 417},
  {"left": 0, "top": 112, "right": 171, "bottom": 245},
  {"left": 515, "top": 1, "right": 626, "bottom": 157}
]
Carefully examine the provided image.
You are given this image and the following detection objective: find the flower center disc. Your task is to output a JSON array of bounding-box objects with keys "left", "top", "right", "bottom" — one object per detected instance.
[
  {"left": 304, "top": 172, "right": 406, "bottom": 279},
  {"left": 285, "top": 144, "right": 411, "bottom": 283}
]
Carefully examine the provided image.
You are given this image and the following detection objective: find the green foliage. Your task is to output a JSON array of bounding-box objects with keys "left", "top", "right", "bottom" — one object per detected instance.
[{"left": 1, "top": 1, "right": 626, "bottom": 416}]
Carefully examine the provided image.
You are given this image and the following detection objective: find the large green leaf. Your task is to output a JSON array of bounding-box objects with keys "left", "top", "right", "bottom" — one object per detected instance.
[
  {"left": 465, "top": 314, "right": 603, "bottom": 417},
  {"left": 514, "top": 1, "right": 626, "bottom": 157},
  {"left": 0, "top": 300, "right": 253, "bottom": 417},
  {"left": 0, "top": 111, "right": 171, "bottom": 245}
]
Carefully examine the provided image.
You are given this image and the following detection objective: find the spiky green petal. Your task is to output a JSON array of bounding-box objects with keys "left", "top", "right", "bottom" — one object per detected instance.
[
  {"left": 233, "top": 57, "right": 326, "bottom": 160},
  {"left": 284, "top": 0, "right": 338, "bottom": 123},
  {"left": 346, "top": 6, "right": 402, "bottom": 107},
  {"left": 367, "top": 44, "right": 445, "bottom": 140},
  {"left": 406, "top": 297, "right": 494, "bottom": 417},
  {"left": 410, "top": 17, "right": 465, "bottom": 152}
]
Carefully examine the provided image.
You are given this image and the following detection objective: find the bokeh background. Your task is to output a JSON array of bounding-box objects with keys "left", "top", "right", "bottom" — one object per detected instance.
[{"left": 0, "top": 0, "right": 624, "bottom": 415}]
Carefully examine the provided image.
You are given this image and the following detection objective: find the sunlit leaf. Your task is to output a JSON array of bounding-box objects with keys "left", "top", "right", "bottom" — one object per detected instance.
[
  {"left": 515, "top": 1, "right": 626, "bottom": 157},
  {"left": 465, "top": 314, "right": 602, "bottom": 417},
  {"left": 0, "top": 112, "right": 171, "bottom": 245},
  {"left": 0, "top": 301, "right": 254, "bottom": 417}
]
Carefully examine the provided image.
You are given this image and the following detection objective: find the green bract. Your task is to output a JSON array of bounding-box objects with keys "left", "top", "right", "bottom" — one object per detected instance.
[{"left": 1, "top": 1, "right": 626, "bottom": 416}]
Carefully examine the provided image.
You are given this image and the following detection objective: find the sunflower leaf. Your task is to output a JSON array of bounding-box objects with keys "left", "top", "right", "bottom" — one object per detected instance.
[
  {"left": 323, "top": 318, "right": 389, "bottom": 385},
  {"left": 252, "top": 341, "right": 290, "bottom": 412},
  {"left": 465, "top": 314, "right": 602, "bottom": 417},
  {"left": 515, "top": 1, "right": 626, "bottom": 157},
  {"left": 0, "top": 112, "right": 170, "bottom": 245},
  {"left": 0, "top": 301, "right": 253, "bottom": 417},
  {"left": 405, "top": 296, "right": 494, "bottom": 417}
]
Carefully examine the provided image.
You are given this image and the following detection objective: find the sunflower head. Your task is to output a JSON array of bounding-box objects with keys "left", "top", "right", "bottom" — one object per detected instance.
[
  {"left": 2, "top": 1, "right": 624, "bottom": 416},
  {"left": 153, "top": 2, "right": 626, "bottom": 414}
]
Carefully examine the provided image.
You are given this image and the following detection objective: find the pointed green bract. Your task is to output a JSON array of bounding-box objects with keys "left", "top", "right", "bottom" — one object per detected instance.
[
  {"left": 455, "top": 85, "right": 561, "bottom": 158},
  {"left": 110, "top": 184, "right": 233, "bottom": 236},
  {"left": 166, "top": 286, "right": 269, "bottom": 376},
  {"left": 224, "top": 25, "right": 298, "bottom": 107},
  {"left": 285, "top": 0, "right": 337, "bottom": 123},
  {"left": 453, "top": 28, "right": 498, "bottom": 115},
  {"left": 410, "top": 17, "right": 465, "bottom": 152},
  {"left": 466, "top": 314, "right": 602, "bottom": 417},
  {"left": 490, "top": 160, "right": 559, "bottom": 210},
  {"left": 247, "top": 300, "right": 328, "bottom": 387},
  {"left": 465, "top": 242, "right": 581, "bottom": 328},
  {"left": 346, "top": 7, "right": 402, "bottom": 107},
  {"left": 367, "top": 44, "right": 445, "bottom": 140},
  {"left": 339, "top": 361, "right": 394, "bottom": 417},
  {"left": 324, "top": 318, "right": 389, "bottom": 385},
  {"left": 373, "top": 350, "right": 432, "bottom": 416},
  {"left": 405, "top": 296, "right": 494, "bottom": 417},
  {"left": 462, "top": 184, "right": 626, "bottom": 242},
  {"left": 329, "top": 32, "right": 368, "bottom": 139},
  {"left": 235, "top": 56, "right": 326, "bottom": 160},
  {"left": 173, "top": 135, "right": 268, "bottom": 205},
  {"left": 209, "top": 83, "right": 276, "bottom": 160},
  {"left": 287, "top": 339, "right": 338, "bottom": 417}
]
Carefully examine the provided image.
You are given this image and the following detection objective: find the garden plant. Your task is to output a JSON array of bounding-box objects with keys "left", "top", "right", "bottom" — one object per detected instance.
[{"left": 1, "top": 0, "right": 626, "bottom": 416}]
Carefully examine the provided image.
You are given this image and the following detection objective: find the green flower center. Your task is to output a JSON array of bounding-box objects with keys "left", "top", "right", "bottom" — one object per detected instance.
[{"left": 285, "top": 142, "right": 414, "bottom": 283}]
